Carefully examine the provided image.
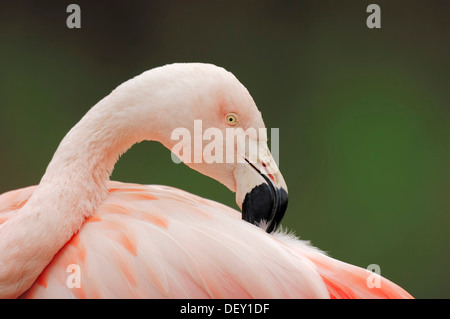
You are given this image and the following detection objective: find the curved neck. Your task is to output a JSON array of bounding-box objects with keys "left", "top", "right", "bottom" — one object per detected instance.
[
  {"left": 0, "top": 75, "right": 152, "bottom": 298},
  {"left": 0, "top": 63, "right": 222, "bottom": 298}
]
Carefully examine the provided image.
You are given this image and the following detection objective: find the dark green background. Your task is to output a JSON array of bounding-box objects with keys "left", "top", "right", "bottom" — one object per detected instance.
[{"left": 0, "top": 1, "right": 448, "bottom": 298}]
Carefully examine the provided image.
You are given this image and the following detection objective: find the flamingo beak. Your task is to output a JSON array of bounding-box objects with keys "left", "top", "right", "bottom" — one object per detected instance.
[{"left": 234, "top": 149, "right": 288, "bottom": 233}]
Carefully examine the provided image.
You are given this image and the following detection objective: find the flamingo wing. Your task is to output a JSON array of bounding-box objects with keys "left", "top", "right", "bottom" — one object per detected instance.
[
  {"left": 0, "top": 182, "right": 411, "bottom": 299},
  {"left": 307, "top": 253, "right": 412, "bottom": 298},
  {"left": 13, "top": 182, "right": 328, "bottom": 298},
  {"left": 273, "top": 233, "right": 413, "bottom": 299}
]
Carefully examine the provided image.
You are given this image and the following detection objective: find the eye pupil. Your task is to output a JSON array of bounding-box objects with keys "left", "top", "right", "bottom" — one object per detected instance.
[{"left": 225, "top": 113, "right": 238, "bottom": 125}]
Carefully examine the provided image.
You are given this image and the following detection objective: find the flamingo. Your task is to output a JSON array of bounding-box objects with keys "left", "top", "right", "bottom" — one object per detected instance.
[{"left": 0, "top": 63, "right": 412, "bottom": 299}]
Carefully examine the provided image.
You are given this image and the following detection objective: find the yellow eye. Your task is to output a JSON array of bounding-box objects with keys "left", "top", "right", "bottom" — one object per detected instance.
[{"left": 225, "top": 113, "right": 238, "bottom": 126}]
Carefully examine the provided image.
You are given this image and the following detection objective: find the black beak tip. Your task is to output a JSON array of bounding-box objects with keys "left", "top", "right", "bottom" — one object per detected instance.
[{"left": 242, "top": 184, "right": 288, "bottom": 233}]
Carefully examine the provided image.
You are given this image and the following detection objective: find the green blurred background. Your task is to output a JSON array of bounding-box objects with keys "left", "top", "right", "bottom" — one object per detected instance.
[{"left": 0, "top": 0, "right": 448, "bottom": 298}]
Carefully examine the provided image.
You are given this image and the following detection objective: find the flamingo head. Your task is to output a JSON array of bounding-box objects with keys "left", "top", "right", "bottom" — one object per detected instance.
[{"left": 137, "top": 63, "right": 289, "bottom": 233}]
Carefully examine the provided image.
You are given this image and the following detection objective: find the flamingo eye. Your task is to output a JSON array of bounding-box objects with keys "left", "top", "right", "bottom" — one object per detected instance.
[{"left": 225, "top": 113, "right": 238, "bottom": 126}]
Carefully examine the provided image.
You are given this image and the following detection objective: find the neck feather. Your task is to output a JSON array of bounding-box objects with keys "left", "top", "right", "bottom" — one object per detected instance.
[{"left": 0, "top": 77, "right": 149, "bottom": 298}]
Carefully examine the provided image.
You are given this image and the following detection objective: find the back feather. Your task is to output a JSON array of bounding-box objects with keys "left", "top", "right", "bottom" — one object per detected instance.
[{"left": 0, "top": 182, "right": 412, "bottom": 299}]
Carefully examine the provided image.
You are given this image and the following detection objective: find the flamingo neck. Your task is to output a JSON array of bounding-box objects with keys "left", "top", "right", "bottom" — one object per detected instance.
[
  {"left": 0, "top": 79, "right": 150, "bottom": 298},
  {"left": 0, "top": 63, "right": 224, "bottom": 298}
]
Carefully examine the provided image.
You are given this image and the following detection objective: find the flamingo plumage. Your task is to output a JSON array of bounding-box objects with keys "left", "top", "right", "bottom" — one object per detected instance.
[{"left": 0, "top": 63, "right": 412, "bottom": 299}]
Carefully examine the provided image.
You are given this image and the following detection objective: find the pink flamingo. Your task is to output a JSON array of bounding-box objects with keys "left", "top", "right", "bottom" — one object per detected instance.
[{"left": 0, "top": 63, "right": 412, "bottom": 299}]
